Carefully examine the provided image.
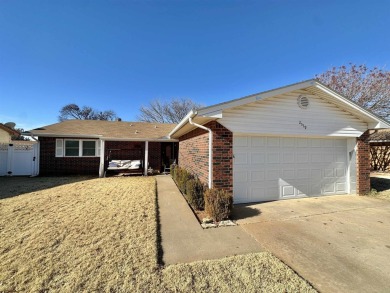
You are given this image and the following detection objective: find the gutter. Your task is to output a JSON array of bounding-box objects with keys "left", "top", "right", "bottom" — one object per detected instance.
[
  {"left": 168, "top": 110, "right": 214, "bottom": 189},
  {"left": 188, "top": 117, "right": 213, "bottom": 189},
  {"left": 168, "top": 110, "right": 196, "bottom": 137}
]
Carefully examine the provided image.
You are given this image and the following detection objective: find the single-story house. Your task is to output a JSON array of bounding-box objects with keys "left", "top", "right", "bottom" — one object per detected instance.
[
  {"left": 169, "top": 79, "right": 390, "bottom": 203},
  {"left": 26, "top": 79, "right": 390, "bottom": 204},
  {"left": 26, "top": 120, "right": 178, "bottom": 176},
  {"left": 0, "top": 123, "right": 20, "bottom": 143}
]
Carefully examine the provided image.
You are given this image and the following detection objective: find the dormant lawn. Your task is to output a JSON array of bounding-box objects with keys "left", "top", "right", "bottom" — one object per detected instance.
[{"left": 0, "top": 176, "right": 315, "bottom": 292}]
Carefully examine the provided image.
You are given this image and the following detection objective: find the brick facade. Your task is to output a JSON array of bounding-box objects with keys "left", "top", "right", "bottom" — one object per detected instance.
[
  {"left": 39, "top": 137, "right": 99, "bottom": 176},
  {"left": 178, "top": 121, "right": 233, "bottom": 193},
  {"left": 356, "top": 131, "right": 371, "bottom": 194},
  {"left": 40, "top": 138, "right": 166, "bottom": 175},
  {"left": 178, "top": 127, "right": 209, "bottom": 184},
  {"left": 211, "top": 121, "right": 233, "bottom": 192},
  {"left": 105, "top": 141, "right": 164, "bottom": 171}
]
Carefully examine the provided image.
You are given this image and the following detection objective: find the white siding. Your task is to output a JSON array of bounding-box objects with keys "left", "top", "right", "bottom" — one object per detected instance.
[{"left": 219, "top": 89, "right": 367, "bottom": 138}]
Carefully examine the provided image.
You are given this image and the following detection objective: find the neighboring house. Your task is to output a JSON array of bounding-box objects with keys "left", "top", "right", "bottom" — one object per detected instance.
[
  {"left": 26, "top": 120, "right": 178, "bottom": 176},
  {"left": 369, "top": 129, "right": 390, "bottom": 172},
  {"left": 0, "top": 123, "right": 20, "bottom": 143},
  {"left": 169, "top": 79, "right": 390, "bottom": 203}
]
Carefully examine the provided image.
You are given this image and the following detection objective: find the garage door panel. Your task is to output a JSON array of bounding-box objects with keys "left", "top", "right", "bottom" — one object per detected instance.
[
  {"left": 251, "top": 171, "right": 265, "bottom": 181},
  {"left": 235, "top": 136, "right": 249, "bottom": 147},
  {"left": 266, "top": 170, "right": 280, "bottom": 179},
  {"left": 281, "top": 137, "right": 295, "bottom": 147},
  {"left": 233, "top": 135, "right": 348, "bottom": 203},
  {"left": 281, "top": 185, "right": 295, "bottom": 197},
  {"left": 251, "top": 137, "right": 266, "bottom": 147},
  {"left": 234, "top": 153, "right": 248, "bottom": 165},
  {"left": 324, "top": 168, "right": 334, "bottom": 178},
  {"left": 323, "top": 183, "right": 336, "bottom": 194},
  {"left": 251, "top": 153, "right": 265, "bottom": 164},
  {"left": 282, "top": 153, "right": 295, "bottom": 163},
  {"left": 267, "top": 153, "right": 280, "bottom": 163},
  {"left": 235, "top": 171, "right": 248, "bottom": 183},
  {"left": 336, "top": 168, "right": 345, "bottom": 177},
  {"left": 336, "top": 182, "right": 346, "bottom": 192}
]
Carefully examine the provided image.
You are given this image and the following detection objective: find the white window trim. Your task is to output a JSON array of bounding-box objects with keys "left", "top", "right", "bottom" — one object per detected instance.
[{"left": 55, "top": 139, "right": 99, "bottom": 157}]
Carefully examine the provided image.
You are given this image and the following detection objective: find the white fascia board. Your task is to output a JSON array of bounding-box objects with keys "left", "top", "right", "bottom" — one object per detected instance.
[
  {"left": 314, "top": 83, "right": 390, "bottom": 129},
  {"left": 31, "top": 133, "right": 103, "bottom": 138},
  {"left": 101, "top": 137, "right": 179, "bottom": 142},
  {"left": 197, "top": 80, "right": 316, "bottom": 116},
  {"left": 197, "top": 109, "right": 223, "bottom": 118},
  {"left": 168, "top": 110, "right": 197, "bottom": 137}
]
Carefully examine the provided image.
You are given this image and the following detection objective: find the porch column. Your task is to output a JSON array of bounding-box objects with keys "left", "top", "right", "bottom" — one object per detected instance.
[
  {"left": 99, "top": 139, "right": 105, "bottom": 178},
  {"left": 144, "top": 141, "right": 149, "bottom": 176}
]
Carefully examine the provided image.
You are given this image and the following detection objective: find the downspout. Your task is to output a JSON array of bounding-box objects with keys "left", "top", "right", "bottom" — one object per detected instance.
[{"left": 188, "top": 117, "right": 213, "bottom": 189}]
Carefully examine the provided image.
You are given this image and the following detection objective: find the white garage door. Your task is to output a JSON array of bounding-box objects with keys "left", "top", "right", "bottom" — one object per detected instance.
[{"left": 233, "top": 136, "right": 348, "bottom": 203}]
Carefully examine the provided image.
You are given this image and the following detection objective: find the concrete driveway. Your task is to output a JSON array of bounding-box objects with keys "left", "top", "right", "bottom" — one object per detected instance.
[{"left": 233, "top": 195, "right": 390, "bottom": 293}]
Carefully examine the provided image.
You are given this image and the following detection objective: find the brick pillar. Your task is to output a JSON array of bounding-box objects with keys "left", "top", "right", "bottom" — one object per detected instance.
[
  {"left": 207, "top": 121, "right": 233, "bottom": 193},
  {"left": 356, "top": 131, "right": 371, "bottom": 195}
]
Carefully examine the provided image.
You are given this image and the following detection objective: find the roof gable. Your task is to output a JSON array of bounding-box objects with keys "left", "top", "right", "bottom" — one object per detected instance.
[{"left": 170, "top": 79, "right": 390, "bottom": 138}]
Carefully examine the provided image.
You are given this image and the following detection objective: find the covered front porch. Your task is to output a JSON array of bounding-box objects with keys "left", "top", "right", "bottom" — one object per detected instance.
[{"left": 99, "top": 139, "right": 178, "bottom": 177}]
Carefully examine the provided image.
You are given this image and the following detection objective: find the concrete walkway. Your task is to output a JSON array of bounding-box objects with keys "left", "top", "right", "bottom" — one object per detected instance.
[{"left": 157, "top": 175, "right": 261, "bottom": 265}]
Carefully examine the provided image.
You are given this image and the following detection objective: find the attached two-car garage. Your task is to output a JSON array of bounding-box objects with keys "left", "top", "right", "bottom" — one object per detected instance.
[
  {"left": 170, "top": 80, "right": 389, "bottom": 204},
  {"left": 233, "top": 136, "right": 352, "bottom": 203}
]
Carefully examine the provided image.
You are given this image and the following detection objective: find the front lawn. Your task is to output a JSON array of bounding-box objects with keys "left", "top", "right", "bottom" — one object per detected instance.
[{"left": 0, "top": 177, "right": 315, "bottom": 292}]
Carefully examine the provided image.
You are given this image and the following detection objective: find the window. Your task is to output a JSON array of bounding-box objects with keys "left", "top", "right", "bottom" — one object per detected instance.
[
  {"left": 56, "top": 139, "right": 99, "bottom": 157},
  {"left": 82, "top": 141, "right": 96, "bottom": 156},
  {"left": 65, "top": 140, "right": 80, "bottom": 156}
]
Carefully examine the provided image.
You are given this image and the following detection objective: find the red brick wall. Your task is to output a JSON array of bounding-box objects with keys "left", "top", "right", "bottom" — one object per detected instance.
[
  {"left": 178, "top": 128, "right": 209, "bottom": 184},
  {"left": 105, "top": 141, "right": 162, "bottom": 172},
  {"left": 39, "top": 137, "right": 99, "bottom": 176},
  {"left": 40, "top": 138, "right": 163, "bottom": 175},
  {"left": 210, "top": 121, "right": 233, "bottom": 193},
  {"left": 178, "top": 121, "right": 233, "bottom": 193},
  {"left": 356, "top": 131, "right": 371, "bottom": 194}
]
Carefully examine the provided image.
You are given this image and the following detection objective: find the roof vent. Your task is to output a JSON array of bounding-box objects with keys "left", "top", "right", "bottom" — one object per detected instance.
[
  {"left": 135, "top": 130, "right": 139, "bottom": 134},
  {"left": 297, "top": 95, "right": 309, "bottom": 109},
  {"left": 129, "top": 123, "right": 133, "bottom": 126},
  {"left": 154, "top": 125, "right": 158, "bottom": 128}
]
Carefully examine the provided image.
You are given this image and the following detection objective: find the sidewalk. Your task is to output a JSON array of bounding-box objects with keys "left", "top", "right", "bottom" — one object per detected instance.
[{"left": 156, "top": 175, "right": 261, "bottom": 265}]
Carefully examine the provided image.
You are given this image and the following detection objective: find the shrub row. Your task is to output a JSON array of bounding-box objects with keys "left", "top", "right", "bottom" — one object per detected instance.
[
  {"left": 170, "top": 164, "right": 233, "bottom": 222},
  {"left": 171, "top": 165, "right": 205, "bottom": 210}
]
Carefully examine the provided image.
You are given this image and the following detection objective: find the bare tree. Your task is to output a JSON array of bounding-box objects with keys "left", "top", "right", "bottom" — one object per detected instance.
[
  {"left": 138, "top": 98, "right": 203, "bottom": 123},
  {"left": 316, "top": 64, "right": 390, "bottom": 120},
  {"left": 59, "top": 104, "right": 117, "bottom": 121}
]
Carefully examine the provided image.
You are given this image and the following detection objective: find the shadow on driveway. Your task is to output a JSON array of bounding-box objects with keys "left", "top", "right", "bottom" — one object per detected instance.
[{"left": 232, "top": 204, "right": 262, "bottom": 221}]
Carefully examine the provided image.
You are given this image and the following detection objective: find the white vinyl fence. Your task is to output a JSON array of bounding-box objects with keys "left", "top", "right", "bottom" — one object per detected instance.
[{"left": 0, "top": 142, "right": 39, "bottom": 176}]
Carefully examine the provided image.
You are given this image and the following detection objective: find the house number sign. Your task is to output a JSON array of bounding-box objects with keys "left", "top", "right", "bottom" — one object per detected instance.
[{"left": 299, "top": 121, "right": 307, "bottom": 130}]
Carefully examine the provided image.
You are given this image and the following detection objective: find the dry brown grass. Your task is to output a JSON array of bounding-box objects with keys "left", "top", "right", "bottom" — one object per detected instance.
[
  {"left": 0, "top": 176, "right": 315, "bottom": 292},
  {"left": 161, "top": 253, "right": 316, "bottom": 293},
  {"left": 0, "top": 177, "right": 159, "bottom": 292}
]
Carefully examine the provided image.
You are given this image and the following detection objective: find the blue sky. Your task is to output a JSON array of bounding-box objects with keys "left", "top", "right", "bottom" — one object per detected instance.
[{"left": 1, "top": 0, "right": 389, "bottom": 130}]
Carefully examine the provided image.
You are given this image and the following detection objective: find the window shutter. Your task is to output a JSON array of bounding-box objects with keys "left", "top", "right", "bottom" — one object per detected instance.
[
  {"left": 96, "top": 140, "right": 101, "bottom": 157},
  {"left": 55, "top": 139, "right": 64, "bottom": 157}
]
